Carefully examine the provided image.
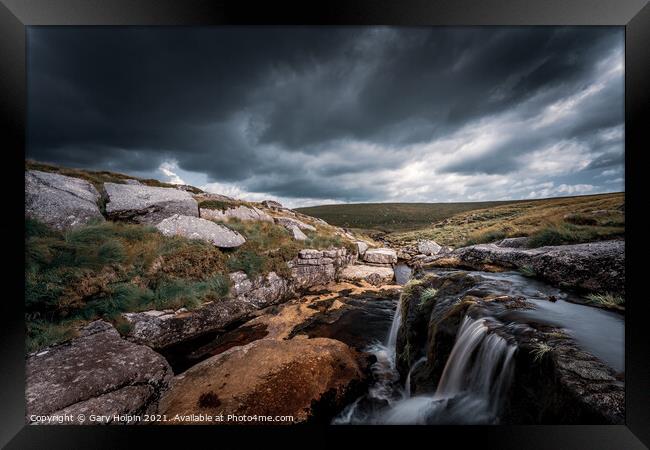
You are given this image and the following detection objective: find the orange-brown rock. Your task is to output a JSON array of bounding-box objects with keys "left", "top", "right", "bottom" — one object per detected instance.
[{"left": 159, "top": 337, "right": 366, "bottom": 424}]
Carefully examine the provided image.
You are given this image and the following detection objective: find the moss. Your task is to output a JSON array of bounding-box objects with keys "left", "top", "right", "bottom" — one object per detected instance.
[{"left": 519, "top": 265, "right": 536, "bottom": 277}]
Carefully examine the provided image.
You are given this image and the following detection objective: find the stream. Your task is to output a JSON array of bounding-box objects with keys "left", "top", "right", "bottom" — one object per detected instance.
[{"left": 332, "top": 266, "right": 624, "bottom": 425}]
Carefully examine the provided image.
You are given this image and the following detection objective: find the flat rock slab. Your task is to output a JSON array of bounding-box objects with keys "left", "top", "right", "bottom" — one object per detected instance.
[
  {"left": 363, "top": 248, "right": 398, "bottom": 265},
  {"left": 200, "top": 205, "right": 273, "bottom": 223},
  {"left": 339, "top": 264, "right": 395, "bottom": 286},
  {"left": 159, "top": 338, "right": 365, "bottom": 424},
  {"left": 104, "top": 182, "right": 198, "bottom": 224},
  {"left": 156, "top": 214, "right": 245, "bottom": 248},
  {"left": 26, "top": 321, "right": 172, "bottom": 422},
  {"left": 25, "top": 170, "right": 104, "bottom": 230}
]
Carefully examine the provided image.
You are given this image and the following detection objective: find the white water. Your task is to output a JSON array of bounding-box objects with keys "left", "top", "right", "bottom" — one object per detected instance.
[{"left": 334, "top": 295, "right": 517, "bottom": 424}]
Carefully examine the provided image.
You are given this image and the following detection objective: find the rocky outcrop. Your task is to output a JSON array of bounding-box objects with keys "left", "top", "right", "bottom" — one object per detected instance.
[
  {"left": 417, "top": 240, "right": 625, "bottom": 294},
  {"left": 25, "top": 170, "right": 105, "bottom": 230},
  {"left": 124, "top": 249, "right": 354, "bottom": 349},
  {"left": 339, "top": 264, "right": 395, "bottom": 286},
  {"left": 200, "top": 205, "right": 273, "bottom": 223},
  {"left": 104, "top": 182, "right": 198, "bottom": 224},
  {"left": 159, "top": 338, "right": 366, "bottom": 424},
  {"left": 156, "top": 214, "right": 245, "bottom": 248},
  {"left": 363, "top": 248, "right": 397, "bottom": 265},
  {"left": 417, "top": 240, "right": 442, "bottom": 256},
  {"left": 396, "top": 272, "right": 624, "bottom": 424},
  {"left": 355, "top": 241, "right": 369, "bottom": 256},
  {"left": 275, "top": 216, "right": 317, "bottom": 232},
  {"left": 289, "top": 248, "right": 355, "bottom": 288},
  {"left": 124, "top": 271, "right": 292, "bottom": 349},
  {"left": 26, "top": 321, "right": 172, "bottom": 424},
  {"left": 262, "top": 200, "right": 283, "bottom": 210}
]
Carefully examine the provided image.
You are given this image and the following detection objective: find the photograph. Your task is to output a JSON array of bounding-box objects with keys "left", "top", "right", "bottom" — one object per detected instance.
[{"left": 21, "top": 25, "right": 628, "bottom": 427}]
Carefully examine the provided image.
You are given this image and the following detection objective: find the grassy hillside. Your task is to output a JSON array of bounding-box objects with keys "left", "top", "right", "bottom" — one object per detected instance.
[
  {"left": 296, "top": 200, "right": 527, "bottom": 233},
  {"left": 386, "top": 192, "right": 624, "bottom": 248}
]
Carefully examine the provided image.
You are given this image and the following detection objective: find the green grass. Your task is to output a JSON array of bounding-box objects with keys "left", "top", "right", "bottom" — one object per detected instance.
[
  {"left": 585, "top": 293, "right": 624, "bottom": 309},
  {"left": 527, "top": 223, "right": 623, "bottom": 248},
  {"left": 25, "top": 218, "right": 232, "bottom": 352},
  {"left": 418, "top": 287, "right": 438, "bottom": 310}
]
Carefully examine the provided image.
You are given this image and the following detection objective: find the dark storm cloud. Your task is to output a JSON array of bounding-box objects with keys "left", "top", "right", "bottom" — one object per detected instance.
[{"left": 27, "top": 26, "right": 624, "bottom": 204}]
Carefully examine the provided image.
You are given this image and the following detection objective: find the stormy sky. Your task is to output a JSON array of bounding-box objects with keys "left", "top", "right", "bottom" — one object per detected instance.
[{"left": 27, "top": 27, "right": 624, "bottom": 208}]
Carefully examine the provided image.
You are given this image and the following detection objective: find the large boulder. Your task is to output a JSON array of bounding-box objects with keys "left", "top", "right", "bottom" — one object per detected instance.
[
  {"left": 289, "top": 225, "right": 308, "bottom": 241},
  {"left": 275, "top": 216, "right": 316, "bottom": 232},
  {"left": 104, "top": 182, "right": 198, "bottom": 224},
  {"left": 200, "top": 205, "right": 273, "bottom": 223},
  {"left": 355, "top": 241, "right": 369, "bottom": 256},
  {"left": 159, "top": 338, "right": 366, "bottom": 424},
  {"left": 25, "top": 170, "right": 104, "bottom": 230},
  {"left": 339, "top": 264, "right": 395, "bottom": 286},
  {"left": 363, "top": 248, "right": 397, "bottom": 265},
  {"left": 26, "top": 321, "right": 172, "bottom": 424},
  {"left": 156, "top": 214, "right": 245, "bottom": 248},
  {"left": 417, "top": 240, "right": 442, "bottom": 256}
]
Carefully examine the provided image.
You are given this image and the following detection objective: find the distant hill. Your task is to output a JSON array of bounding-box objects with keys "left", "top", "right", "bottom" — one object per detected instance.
[
  {"left": 297, "top": 193, "right": 625, "bottom": 247},
  {"left": 297, "top": 199, "right": 534, "bottom": 232}
]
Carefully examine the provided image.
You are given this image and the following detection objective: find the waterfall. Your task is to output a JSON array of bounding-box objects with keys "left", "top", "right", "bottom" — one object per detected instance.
[
  {"left": 405, "top": 357, "right": 427, "bottom": 398},
  {"left": 379, "top": 315, "right": 516, "bottom": 425},
  {"left": 386, "top": 296, "right": 402, "bottom": 352}
]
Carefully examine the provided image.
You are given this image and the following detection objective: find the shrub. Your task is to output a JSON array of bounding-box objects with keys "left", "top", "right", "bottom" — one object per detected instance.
[{"left": 226, "top": 250, "right": 266, "bottom": 277}]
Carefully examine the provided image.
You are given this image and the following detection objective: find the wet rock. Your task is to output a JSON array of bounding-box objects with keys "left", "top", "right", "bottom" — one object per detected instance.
[
  {"left": 26, "top": 321, "right": 172, "bottom": 423},
  {"left": 421, "top": 240, "right": 625, "bottom": 295},
  {"left": 339, "top": 264, "right": 395, "bottom": 286},
  {"left": 104, "top": 182, "right": 198, "bottom": 224},
  {"left": 417, "top": 240, "right": 442, "bottom": 256},
  {"left": 159, "top": 338, "right": 366, "bottom": 424},
  {"left": 200, "top": 205, "right": 273, "bottom": 223},
  {"left": 156, "top": 214, "right": 245, "bottom": 248},
  {"left": 25, "top": 170, "right": 104, "bottom": 230},
  {"left": 397, "top": 271, "right": 625, "bottom": 424},
  {"left": 363, "top": 248, "right": 398, "bottom": 265}
]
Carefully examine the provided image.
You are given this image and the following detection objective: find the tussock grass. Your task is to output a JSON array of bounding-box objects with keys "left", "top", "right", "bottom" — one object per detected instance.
[
  {"left": 585, "top": 293, "right": 624, "bottom": 309},
  {"left": 464, "top": 229, "right": 507, "bottom": 246},
  {"left": 25, "top": 219, "right": 232, "bottom": 352},
  {"left": 418, "top": 287, "right": 438, "bottom": 310},
  {"left": 531, "top": 342, "right": 552, "bottom": 362}
]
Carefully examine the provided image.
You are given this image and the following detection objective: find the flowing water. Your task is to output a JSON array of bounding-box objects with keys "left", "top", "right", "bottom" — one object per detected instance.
[{"left": 333, "top": 268, "right": 624, "bottom": 424}]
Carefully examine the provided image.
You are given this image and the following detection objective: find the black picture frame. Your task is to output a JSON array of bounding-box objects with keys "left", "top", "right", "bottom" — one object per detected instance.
[{"left": 1, "top": 1, "right": 648, "bottom": 448}]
